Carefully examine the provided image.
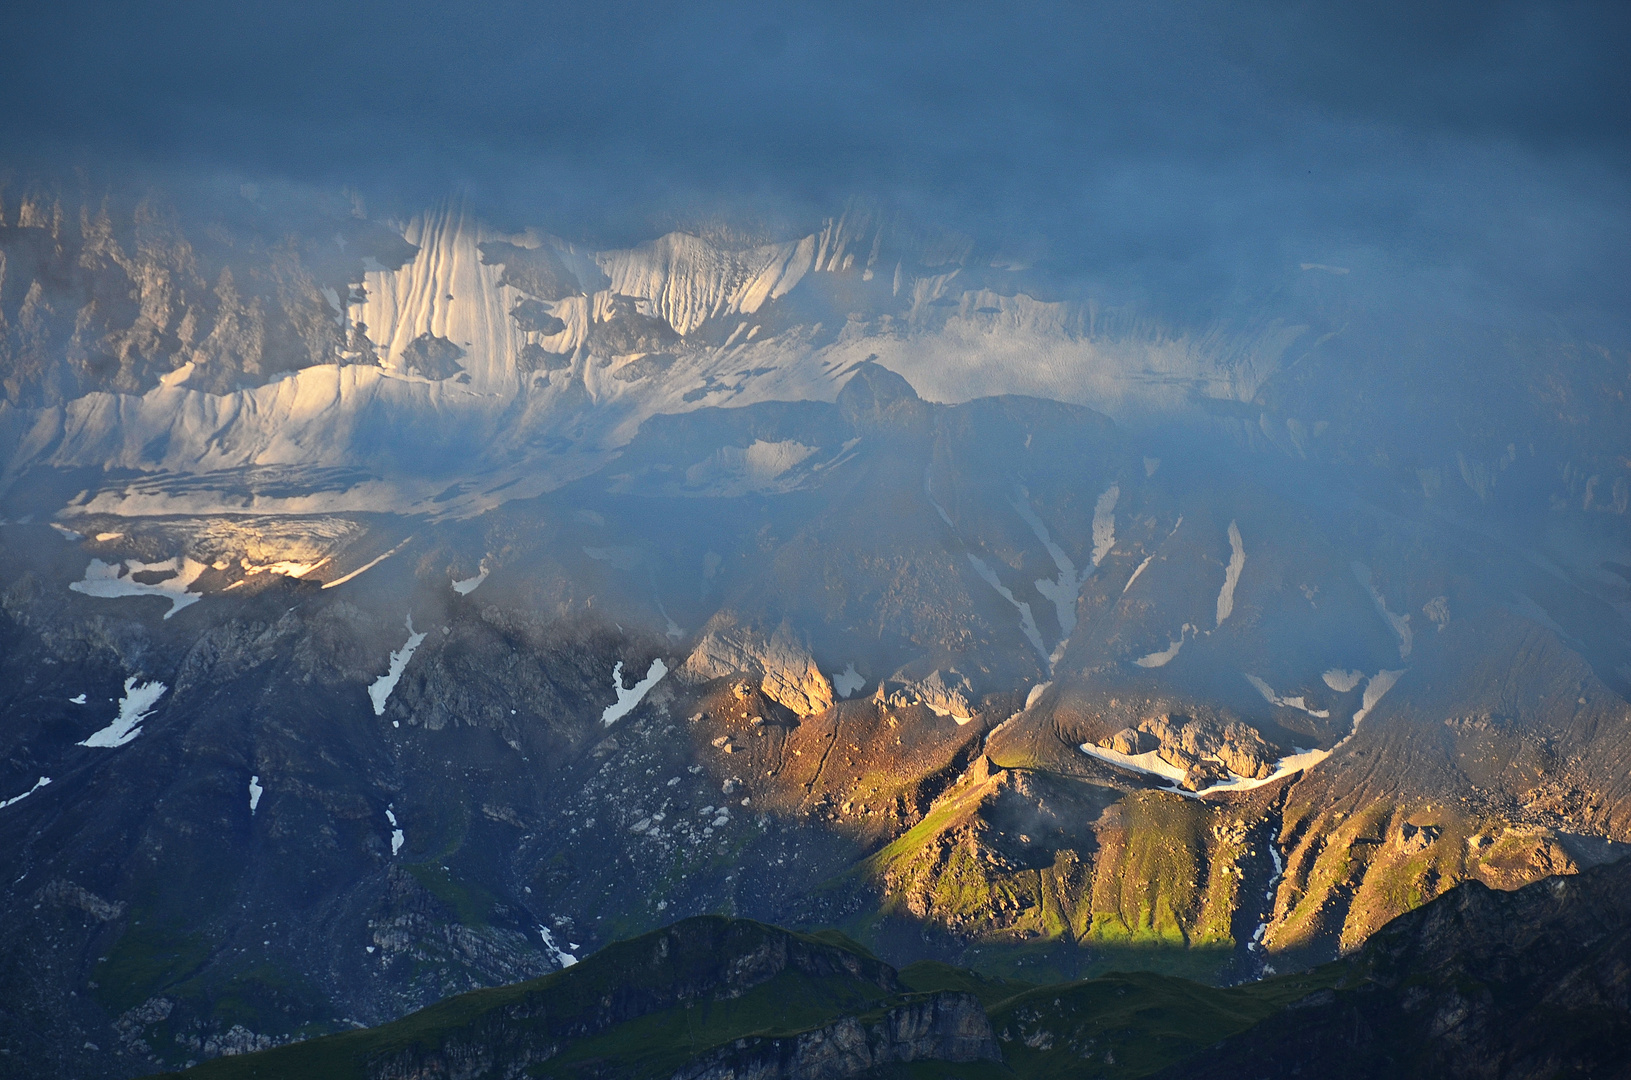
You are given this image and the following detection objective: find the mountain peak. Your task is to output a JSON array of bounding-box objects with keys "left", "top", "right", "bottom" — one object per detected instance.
[{"left": 837, "top": 359, "right": 922, "bottom": 428}]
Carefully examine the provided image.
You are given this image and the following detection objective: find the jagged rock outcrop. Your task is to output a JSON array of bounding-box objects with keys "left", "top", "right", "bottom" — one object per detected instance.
[
  {"left": 395, "top": 333, "right": 466, "bottom": 380},
  {"left": 679, "top": 617, "right": 834, "bottom": 716},
  {"left": 879, "top": 668, "right": 975, "bottom": 721},
  {"left": 1135, "top": 714, "right": 1275, "bottom": 786}
]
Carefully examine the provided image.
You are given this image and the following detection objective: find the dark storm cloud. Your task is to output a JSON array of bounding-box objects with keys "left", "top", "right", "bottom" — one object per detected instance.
[{"left": 2, "top": 1, "right": 1626, "bottom": 328}]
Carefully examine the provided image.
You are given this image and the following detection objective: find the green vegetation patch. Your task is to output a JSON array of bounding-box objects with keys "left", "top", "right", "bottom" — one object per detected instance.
[
  {"left": 989, "top": 965, "right": 1343, "bottom": 1079},
  {"left": 94, "top": 917, "right": 214, "bottom": 1014},
  {"left": 404, "top": 862, "right": 499, "bottom": 927},
  {"left": 157, "top": 917, "right": 1345, "bottom": 1080}
]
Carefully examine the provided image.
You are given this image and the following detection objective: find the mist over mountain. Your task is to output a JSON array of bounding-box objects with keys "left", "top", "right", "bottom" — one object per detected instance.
[{"left": 1, "top": 3, "right": 1628, "bottom": 1077}]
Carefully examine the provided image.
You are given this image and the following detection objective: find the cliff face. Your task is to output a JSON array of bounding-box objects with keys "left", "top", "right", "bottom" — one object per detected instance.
[{"left": 0, "top": 191, "right": 416, "bottom": 406}]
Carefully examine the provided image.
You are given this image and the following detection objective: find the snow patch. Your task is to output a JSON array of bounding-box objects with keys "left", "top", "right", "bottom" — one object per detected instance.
[
  {"left": 1090, "top": 484, "right": 1119, "bottom": 567},
  {"left": 1216, "top": 520, "right": 1245, "bottom": 627},
  {"left": 385, "top": 807, "right": 404, "bottom": 856},
  {"left": 538, "top": 924, "right": 578, "bottom": 968},
  {"left": 1078, "top": 743, "right": 1190, "bottom": 786},
  {"left": 832, "top": 663, "right": 865, "bottom": 699},
  {"left": 1078, "top": 740, "right": 1336, "bottom": 799},
  {"left": 241, "top": 558, "right": 328, "bottom": 580},
  {"left": 682, "top": 440, "right": 818, "bottom": 497},
  {"left": 1135, "top": 624, "right": 1194, "bottom": 668},
  {"left": 452, "top": 556, "right": 490, "bottom": 596},
  {"left": 79, "top": 677, "right": 167, "bottom": 748},
  {"left": 248, "top": 775, "right": 263, "bottom": 814},
  {"left": 1322, "top": 668, "right": 1364, "bottom": 693},
  {"left": 1244, "top": 674, "right": 1330, "bottom": 718},
  {"left": 0, "top": 777, "right": 50, "bottom": 810},
  {"left": 69, "top": 694, "right": 86, "bottom": 705},
  {"left": 368, "top": 616, "right": 427, "bottom": 717},
  {"left": 70, "top": 557, "right": 207, "bottom": 618},
  {"left": 600, "top": 658, "right": 669, "bottom": 726},
  {"left": 1103, "top": 668, "right": 1403, "bottom": 796},
  {"left": 1025, "top": 681, "right": 1052, "bottom": 710},
  {"left": 1353, "top": 669, "right": 1405, "bottom": 726}
]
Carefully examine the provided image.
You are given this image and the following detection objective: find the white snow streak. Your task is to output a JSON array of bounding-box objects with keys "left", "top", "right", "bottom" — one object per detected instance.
[
  {"left": 1248, "top": 825, "right": 1286, "bottom": 968},
  {"left": 249, "top": 775, "right": 263, "bottom": 814},
  {"left": 1123, "top": 554, "right": 1154, "bottom": 595},
  {"left": 966, "top": 554, "right": 1049, "bottom": 662},
  {"left": 600, "top": 658, "right": 669, "bottom": 726},
  {"left": 385, "top": 807, "right": 404, "bottom": 856},
  {"left": 1090, "top": 484, "right": 1119, "bottom": 567},
  {"left": 323, "top": 537, "right": 412, "bottom": 590},
  {"left": 1013, "top": 482, "right": 1116, "bottom": 654},
  {"left": 1123, "top": 515, "right": 1183, "bottom": 596},
  {"left": 1244, "top": 674, "right": 1330, "bottom": 718},
  {"left": 1216, "top": 521, "right": 1245, "bottom": 627},
  {"left": 79, "top": 678, "right": 167, "bottom": 748},
  {"left": 1351, "top": 562, "right": 1413, "bottom": 659},
  {"left": 1135, "top": 624, "right": 1194, "bottom": 668},
  {"left": 368, "top": 616, "right": 427, "bottom": 716},
  {"left": 924, "top": 466, "right": 954, "bottom": 527},
  {"left": 0, "top": 777, "right": 50, "bottom": 810}
]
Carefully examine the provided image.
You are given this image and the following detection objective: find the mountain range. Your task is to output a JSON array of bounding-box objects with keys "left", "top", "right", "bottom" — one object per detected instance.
[{"left": 0, "top": 183, "right": 1628, "bottom": 1078}]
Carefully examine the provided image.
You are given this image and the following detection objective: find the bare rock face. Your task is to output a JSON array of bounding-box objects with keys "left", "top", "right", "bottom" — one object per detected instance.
[
  {"left": 1395, "top": 821, "right": 1441, "bottom": 854},
  {"left": 395, "top": 333, "right": 465, "bottom": 379},
  {"left": 680, "top": 617, "right": 834, "bottom": 716},
  {"left": 1136, "top": 714, "right": 1275, "bottom": 783},
  {"left": 1102, "top": 727, "right": 1156, "bottom": 756},
  {"left": 881, "top": 668, "right": 976, "bottom": 720}
]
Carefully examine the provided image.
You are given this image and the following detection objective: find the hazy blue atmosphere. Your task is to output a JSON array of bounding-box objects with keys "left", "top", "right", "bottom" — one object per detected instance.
[
  {"left": 4, "top": 2, "right": 1628, "bottom": 328},
  {"left": 3, "top": 6, "right": 1630, "bottom": 1079}
]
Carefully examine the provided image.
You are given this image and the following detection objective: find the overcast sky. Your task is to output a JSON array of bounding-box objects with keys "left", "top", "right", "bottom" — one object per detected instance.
[{"left": 2, "top": 1, "right": 1626, "bottom": 332}]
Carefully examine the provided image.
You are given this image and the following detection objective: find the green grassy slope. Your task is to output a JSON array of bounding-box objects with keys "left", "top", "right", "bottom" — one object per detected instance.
[{"left": 149, "top": 914, "right": 1342, "bottom": 1080}]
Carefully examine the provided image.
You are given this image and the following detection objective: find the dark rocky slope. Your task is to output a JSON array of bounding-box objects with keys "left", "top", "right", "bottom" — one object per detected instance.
[
  {"left": 159, "top": 858, "right": 1631, "bottom": 1079},
  {"left": 1160, "top": 853, "right": 1631, "bottom": 1079}
]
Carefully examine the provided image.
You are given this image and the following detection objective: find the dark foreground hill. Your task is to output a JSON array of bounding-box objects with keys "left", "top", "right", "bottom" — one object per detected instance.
[{"left": 150, "top": 856, "right": 1631, "bottom": 1080}]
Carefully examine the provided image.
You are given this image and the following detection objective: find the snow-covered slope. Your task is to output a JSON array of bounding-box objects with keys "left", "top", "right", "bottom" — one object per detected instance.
[{"left": 1, "top": 199, "right": 1301, "bottom": 519}]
